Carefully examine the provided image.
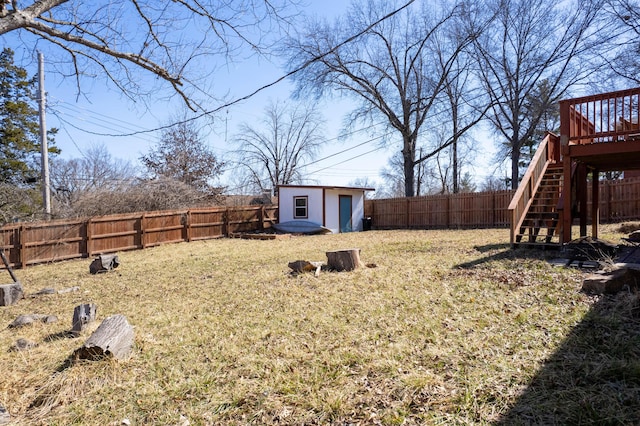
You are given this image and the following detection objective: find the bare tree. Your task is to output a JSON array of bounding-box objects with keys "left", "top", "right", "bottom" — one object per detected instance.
[
  {"left": 437, "top": 36, "right": 488, "bottom": 193},
  {"left": 141, "top": 119, "right": 224, "bottom": 195},
  {"left": 0, "top": 183, "right": 41, "bottom": 223},
  {"left": 232, "top": 100, "right": 325, "bottom": 195},
  {"left": 287, "top": 0, "right": 482, "bottom": 197},
  {"left": 603, "top": 0, "right": 640, "bottom": 85},
  {"left": 468, "top": 0, "right": 604, "bottom": 189},
  {"left": 67, "top": 176, "right": 217, "bottom": 217},
  {"left": 0, "top": 1, "right": 296, "bottom": 108},
  {"left": 50, "top": 144, "right": 137, "bottom": 217}
]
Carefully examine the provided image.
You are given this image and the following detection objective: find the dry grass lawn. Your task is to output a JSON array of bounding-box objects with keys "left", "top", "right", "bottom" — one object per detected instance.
[{"left": 1, "top": 226, "right": 639, "bottom": 425}]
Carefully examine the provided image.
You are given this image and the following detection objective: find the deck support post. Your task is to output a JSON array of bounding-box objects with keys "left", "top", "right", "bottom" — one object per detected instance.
[
  {"left": 561, "top": 151, "right": 572, "bottom": 244},
  {"left": 578, "top": 163, "right": 588, "bottom": 238},
  {"left": 591, "top": 168, "right": 599, "bottom": 239}
]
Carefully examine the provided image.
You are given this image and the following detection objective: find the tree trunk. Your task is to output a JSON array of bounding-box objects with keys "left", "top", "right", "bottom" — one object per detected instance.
[
  {"left": 511, "top": 136, "right": 521, "bottom": 190},
  {"left": 402, "top": 133, "right": 416, "bottom": 197},
  {"left": 326, "top": 249, "right": 364, "bottom": 272},
  {"left": 72, "top": 303, "right": 98, "bottom": 335},
  {"left": 0, "top": 282, "right": 23, "bottom": 306},
  {"left": 74, "top": 314, "right": 134, "bottom": 360}
]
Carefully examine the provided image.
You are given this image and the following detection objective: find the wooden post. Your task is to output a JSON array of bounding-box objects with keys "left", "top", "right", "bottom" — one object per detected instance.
[
  {"left": 406, "top": 198, "right": 410, "bottom": 229},
  {"left": 560, "top": 100, "right": 572, "bottom": 244},
  {"left": 19, "top": 225, "right": 25, "bottom": 269},
  {"left": 561, "top": 156, "right": 572, "bottom": 244},
  {"left": 260, "top": 206, "right": 265, "bottom": 231},
  {"left": 185, "top": 210, "right": 192, "bottom": 242},
  {"left": 579, "top": 163, "right": 588, "bottom": 238},
  {"left": 591, "top": 169, "right": 599, "bottom": 239},
  {"left": 86, "top": 217, "right": 93, "bottom": 257},
  {"left": 140, "top": 213, "right": 146, "bottom": 249},
  {"left": 223, "top": 208, "right": 230, "bottom": 237}
]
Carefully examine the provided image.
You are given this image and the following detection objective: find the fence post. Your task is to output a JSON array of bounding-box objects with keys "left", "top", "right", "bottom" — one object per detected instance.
[
  {"left": 140, "top": 213, "right": 146, "bottom": 249},
  {"left": 223, "top": 208, "right": 229, "bottom": 237},
  {"left": 492, "top": 192, "right": 496, "bottom": 227},
  {"left": 86, "top": 217, "right": 93, "bottom": 257},
  {"left": 605, "top": 180, "right": 612, "bottom": 222},
  {"left": 260, "top": 206, "right": 265, "bottom": 231},
  {"left": 185, "top": 210, "right": 192, "bottom": 242},
  {"left": 446, "top": 196, "right": 450, "bottom": 229},
  {"left": 19, "top": 225, "right": 25, "bottom": 269},
  {"left": 406, "top": 198, "right": 410, "bottom": 229}
]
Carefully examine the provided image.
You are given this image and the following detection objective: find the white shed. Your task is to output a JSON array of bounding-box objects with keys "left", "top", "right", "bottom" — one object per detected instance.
[{"left": 277, "top": 185, "right": 375, "bottom": 233}]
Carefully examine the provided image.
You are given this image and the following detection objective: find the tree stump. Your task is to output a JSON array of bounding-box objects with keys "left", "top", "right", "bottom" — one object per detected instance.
[
  {"left": 326, "top": 249, "right": 364, "bottom": 272},
  {"left": 74, "top": 314, "right": 134, "bottom": 360},
  {"left": 71, "top": 303, "right": 98, "bottom": 335},
  {"left": 89, "top": 254, "right": 120, "bottom": 274},
  {"left": 0, "top": 282, "right": 23, "bottom": 306}
]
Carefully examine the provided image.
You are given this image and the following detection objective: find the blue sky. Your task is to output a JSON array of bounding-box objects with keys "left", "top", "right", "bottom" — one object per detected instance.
[{"left": 4, "top": 0, "right": 498, "bottom": 193}]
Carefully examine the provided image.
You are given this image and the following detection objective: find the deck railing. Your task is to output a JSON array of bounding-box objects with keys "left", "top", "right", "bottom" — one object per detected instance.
[
  {"left": 508, "top": 132, "right": 559, "bottom": 246},
  {"left": 559, "top": 87, "right": 640, "bottom": 144}
]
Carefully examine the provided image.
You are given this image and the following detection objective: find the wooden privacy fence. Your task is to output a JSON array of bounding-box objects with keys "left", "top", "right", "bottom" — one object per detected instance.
[
  {"left": 0, "top": 205, "right": 277, "bottom": 269},
  {"left": 365, "top": 191, "right": 514, "bottom": 229},
  {"left": 365, "top": 178, "right": 640, "bottom": 230},
  {"left": 589, "top": 176, "right": 640, "bottom": 222}
]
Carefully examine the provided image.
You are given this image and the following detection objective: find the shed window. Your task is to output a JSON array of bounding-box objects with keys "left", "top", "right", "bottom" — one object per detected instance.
[{"left": 294, "top": 196, "right": 308, "bottom": 219}]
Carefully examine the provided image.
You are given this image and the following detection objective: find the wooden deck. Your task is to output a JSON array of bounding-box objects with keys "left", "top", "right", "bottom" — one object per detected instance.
[{"left": 510, "top": 87, "right": 640, "bottom": 247}]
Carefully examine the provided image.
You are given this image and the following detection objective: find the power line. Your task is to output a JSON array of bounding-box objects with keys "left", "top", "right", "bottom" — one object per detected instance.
[
  {"left": 307, "top": 145, "right": 388, "bottom": 175},
  {"left": 55, "top": 1, "right": 417, "bottom": 138}
]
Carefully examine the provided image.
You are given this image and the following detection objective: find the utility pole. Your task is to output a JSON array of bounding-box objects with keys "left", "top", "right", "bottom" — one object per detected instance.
[{"left": 37, "top": 52, "right": 51, "bottom": 217}]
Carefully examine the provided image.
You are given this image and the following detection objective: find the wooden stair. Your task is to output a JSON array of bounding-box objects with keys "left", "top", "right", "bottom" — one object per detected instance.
[{"left": 514, "top": 165, "right": 563, "bottom": 248}]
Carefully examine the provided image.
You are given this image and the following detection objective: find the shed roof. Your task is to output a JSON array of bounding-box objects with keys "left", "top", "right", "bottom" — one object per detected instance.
[{"left": 277, "top": 184, "right": 375, "bottom": 192}]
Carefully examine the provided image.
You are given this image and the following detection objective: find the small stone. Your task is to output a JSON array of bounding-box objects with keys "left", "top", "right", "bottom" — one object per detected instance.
[
  {"left": 121, "top": 419, "right": 131, "bottom": 426},
  {"left": 9, "top": 314, "right": 58, "bottom": 328},
  {"left": 11, "top": 338, "right": 37, "bottom": 352}
]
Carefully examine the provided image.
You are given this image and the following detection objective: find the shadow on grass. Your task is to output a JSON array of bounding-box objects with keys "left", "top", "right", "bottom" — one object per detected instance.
[
  {"left": 456, "top": 245, "right": 559, "bottom": 269},
  {"left": 495, "top": 292, "right": 640, "bottom": 424},
  {"left": 44, "top": 330, "right": 77, "bottom": 342}
]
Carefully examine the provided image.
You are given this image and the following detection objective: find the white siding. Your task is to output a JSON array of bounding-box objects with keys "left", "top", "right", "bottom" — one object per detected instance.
[
  {"left": 324, "top": 188, "right": 366, "bottom": 233},
  {"left": 278, "top": 187, "right": 324, "bottom": 224},
  {"left": 278, "top": 186, "right": 369, "bottom": 233}
]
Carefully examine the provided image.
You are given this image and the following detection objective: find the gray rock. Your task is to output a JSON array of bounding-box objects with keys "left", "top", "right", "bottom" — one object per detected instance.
[
  {"left": 11, "top": 338, "right": 37, "bottom": 352},
  {"left": 9, "top": 314, "right": 58, "bottom": 328},
  {"left": 0, "top": 282, "right": 23, "bottom": 306}
]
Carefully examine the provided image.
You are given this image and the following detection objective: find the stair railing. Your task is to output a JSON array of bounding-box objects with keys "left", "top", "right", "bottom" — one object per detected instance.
[{"left": 508, "top": 133, "right": 558, "bottom": 247}]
